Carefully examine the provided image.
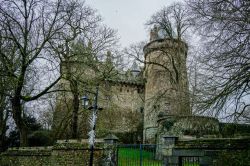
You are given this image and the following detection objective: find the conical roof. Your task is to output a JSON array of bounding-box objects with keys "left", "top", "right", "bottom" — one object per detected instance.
[
  {"left": 131, "top": 61, "right": 141, "bottom": 77},
  {"left": 131, "top": 61, "right": 140, "bottom": 72}
]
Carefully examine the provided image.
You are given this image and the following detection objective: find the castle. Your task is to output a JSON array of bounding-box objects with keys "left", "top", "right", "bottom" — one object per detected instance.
[{"left": 53, "top": 28, "right": 220, "bottom": 144}]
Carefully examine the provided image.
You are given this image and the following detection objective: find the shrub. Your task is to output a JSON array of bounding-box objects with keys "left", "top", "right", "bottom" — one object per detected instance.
[{"left": 28, "top": 130, "right": 53, "bottom": 146}]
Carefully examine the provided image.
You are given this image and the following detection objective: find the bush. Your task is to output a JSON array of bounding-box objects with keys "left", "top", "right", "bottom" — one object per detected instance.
[
  {"left": 28, "top": 130, "right": 53, "bottom": 146},
  {"left": 215, "top": 150, "right": 250, "bottom": 166}
]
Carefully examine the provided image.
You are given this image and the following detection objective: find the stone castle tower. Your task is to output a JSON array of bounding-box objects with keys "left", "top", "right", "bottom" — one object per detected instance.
[{"left": 143, "top": 28, "right": 191, "bottom": 143}]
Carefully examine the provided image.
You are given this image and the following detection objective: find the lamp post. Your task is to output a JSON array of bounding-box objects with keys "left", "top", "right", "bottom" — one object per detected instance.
[{"left": 81, "top": 86, "right": 102, "bottom": 166}]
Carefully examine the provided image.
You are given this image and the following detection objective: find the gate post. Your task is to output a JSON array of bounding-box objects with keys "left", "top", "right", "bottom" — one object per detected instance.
[
  {"left": 162, "top": 136, "right": 178, "bottom": 165},
  {"left": 103, "top": 134, "right": 119, "bottom": 166}
]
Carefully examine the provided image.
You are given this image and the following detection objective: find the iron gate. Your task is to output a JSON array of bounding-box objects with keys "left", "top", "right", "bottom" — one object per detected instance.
[
  {"left": 117, "top": 144, "right": 163, "bottom": 166},
  {"left": 180, "top": 156, "right": 200, "bottom": 166}
]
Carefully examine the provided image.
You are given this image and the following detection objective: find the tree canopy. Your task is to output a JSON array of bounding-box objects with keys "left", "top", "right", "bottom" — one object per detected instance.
[{"left": 187, "top": 0, "right": 250, "bottom": 121}]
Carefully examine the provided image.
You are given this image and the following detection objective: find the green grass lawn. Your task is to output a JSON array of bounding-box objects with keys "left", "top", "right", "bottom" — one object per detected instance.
[
  {"left": 117, "top": 147, "right": 200, "bottom": 166},
  {"left": 117, "top": 147, "right": 162, "bottom": 166}
]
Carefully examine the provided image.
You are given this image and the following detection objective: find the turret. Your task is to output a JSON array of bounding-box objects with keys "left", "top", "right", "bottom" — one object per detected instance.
[
  {"left": 131, "top": 61, "right": 141, "bottom": 77},
  {"left": 143, "top": 30, "right": 191, "bottom": 143}
]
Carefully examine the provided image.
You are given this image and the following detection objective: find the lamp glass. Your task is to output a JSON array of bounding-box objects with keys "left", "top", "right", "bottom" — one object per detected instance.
[{"left": 81, "top": 95, "right": 89, "bottom": 109}]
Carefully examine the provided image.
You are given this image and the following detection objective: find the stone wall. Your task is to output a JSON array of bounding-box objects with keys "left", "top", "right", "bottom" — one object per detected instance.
[
  {"left": 96, "top": 81, "right": 144, "bottom": 135},
  {"left": 0, "top": 147, "right": 51, "bottom": 166},
  {"left": 219, "top": 122, "right": 250, "bottom": 137},
  {"left": 53, "top": 79, "right": 144, "bottom": 142},
  {"left": 157, "top": 115, "right": 220, "bottom": 145},
  {"left": 0, "top": 143, "right": 104, "bottom": 166},
  {"left": 162, "top": 136, "right": 250, "bottom": 166},
  {"left": 1, "top": 137, "right": 250, "bottom": 166}
]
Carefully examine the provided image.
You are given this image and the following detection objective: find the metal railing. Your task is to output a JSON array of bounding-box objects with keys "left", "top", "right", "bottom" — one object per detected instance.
[{"left": 180, "top": 156, "right": 200, "bottom": 166}]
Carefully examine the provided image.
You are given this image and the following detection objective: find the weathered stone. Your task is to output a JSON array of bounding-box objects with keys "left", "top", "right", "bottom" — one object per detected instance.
[
  {"left": 163, "top": 137, "right": 250, "bottom": 166},
  {"left": 0, "top": 142, "right": 104, "bottom": 166},
  {"left": 143, "top": 38, "right": 190, "bottom": 143}
]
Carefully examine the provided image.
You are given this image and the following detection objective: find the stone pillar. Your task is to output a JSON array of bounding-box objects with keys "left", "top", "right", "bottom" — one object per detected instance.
[
  {"left": 162, "top": 136, "right": 178, "bottom": 156},
  {"left": 102, "top": 134, "right": 119, "bottom": 166},
  {"left": 162, "top": 136, "right": 178, "bottom": 166}
]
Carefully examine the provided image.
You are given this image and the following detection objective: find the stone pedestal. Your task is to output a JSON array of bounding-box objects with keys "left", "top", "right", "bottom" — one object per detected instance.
[
  {"left": 162, "top": 136, "right": 178, "bottom": 156},
  {"left": 102, "top": 134, "right": 119, "bottom": 166}
]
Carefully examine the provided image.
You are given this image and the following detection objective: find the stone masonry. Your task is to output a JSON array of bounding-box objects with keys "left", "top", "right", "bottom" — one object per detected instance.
[
  {"left": 54, "top": 29, "right": 192, "bottom": 144},
  {"left": 143, "top": 33, "right": 191, "bottom": 143}
]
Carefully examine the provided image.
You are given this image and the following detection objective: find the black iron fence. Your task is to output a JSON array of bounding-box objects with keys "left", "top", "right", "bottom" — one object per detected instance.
[{"left": 180, "top": 156, "right": 200, "bottom": 166}]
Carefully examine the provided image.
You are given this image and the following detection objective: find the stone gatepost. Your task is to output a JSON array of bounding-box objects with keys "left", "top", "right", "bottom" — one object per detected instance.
[
  {"left": 102, "top": 134, "right": 119, "bottom": 166},
  {"left": 162, "top": 136, "right": 178, "bottom": 165}
]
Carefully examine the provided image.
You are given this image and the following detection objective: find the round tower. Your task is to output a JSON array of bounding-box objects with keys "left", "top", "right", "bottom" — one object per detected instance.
[{"left": 143, "top": 36, "right": 191, "bottom": 143}]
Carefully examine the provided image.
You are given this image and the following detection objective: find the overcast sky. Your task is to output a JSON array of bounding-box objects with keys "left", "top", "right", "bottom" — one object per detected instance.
[{"left": 85, "top": 0, "right": 182, "bottom": 47}]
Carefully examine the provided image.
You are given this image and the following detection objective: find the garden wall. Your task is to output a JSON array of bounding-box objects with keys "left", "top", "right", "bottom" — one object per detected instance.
[
  {"left": 0, "top": 142, "right": 104, "bottom": 166},
  {"left": 163, "top": 137, "right": 250, "bottom": 166}
]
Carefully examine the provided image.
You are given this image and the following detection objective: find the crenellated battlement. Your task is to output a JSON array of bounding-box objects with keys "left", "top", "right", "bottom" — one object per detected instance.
[{"left": 143, "top": 38, "right": 188, "bottom": 56}]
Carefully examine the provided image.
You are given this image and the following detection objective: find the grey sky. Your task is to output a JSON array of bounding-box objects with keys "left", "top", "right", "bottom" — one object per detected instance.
[{"left": 85, "top": 0, "right": 182, "bottom": 47}]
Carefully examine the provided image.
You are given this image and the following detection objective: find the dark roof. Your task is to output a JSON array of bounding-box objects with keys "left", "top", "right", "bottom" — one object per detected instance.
[
  {"left": 131, "top": 61, "right": 140, "bottom": 72},
  {"left": 104, "top": 134, "right": 119, "bottom": 140}
]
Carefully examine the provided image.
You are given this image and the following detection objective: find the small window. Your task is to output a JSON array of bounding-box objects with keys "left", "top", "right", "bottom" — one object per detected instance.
[{"left": 165, "top": 103, "right": 171, "bottom": 112}]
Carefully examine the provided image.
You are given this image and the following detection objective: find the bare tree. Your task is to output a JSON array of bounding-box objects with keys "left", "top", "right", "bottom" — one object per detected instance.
[
  {"left": 49, "top": 5, "right": 118, "bottom": 138},
  {"left": 124, "top": 3, "right": 192, "bottom": 118},
  {"left": 146, "top": 2, "right": 190, "bottom": 40},
  {"left": 187, "top": 0, "right": 250, "bottom": 121},
  {"left": 0, "top": 58, "right": 11, "bottom": 151},
  {"left": 123, "top": 41, "right": 146, "bottom": 64},
  {"left": 0, "top": 0, "right": 88, "bottom": 146},
  {"left": 48, "top": 0, "right": 99, "bottom": 139},
  {"left": 144, "top": 2, "right": 191, "bottom": 88}
]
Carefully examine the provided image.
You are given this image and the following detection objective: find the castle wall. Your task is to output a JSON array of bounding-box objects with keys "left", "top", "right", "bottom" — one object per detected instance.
[
  {"left": 53, "top": 79, "right": 145, "bottom": 142},
  {"left": 143, "top": 39, "right": 191, "bottom": 143},
  {"left": 96, "top": 81, "right": 144, "bottom": 136},
  {"left": 54, "top": 38, "right": 192, "bottom": 144}
]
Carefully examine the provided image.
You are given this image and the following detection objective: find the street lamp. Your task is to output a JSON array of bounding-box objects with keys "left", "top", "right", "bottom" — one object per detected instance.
[
  {"left": 81, "top": 86, "right": 102, "bottom": 166},
  {"left": 81, "top": 95, "right": 89, "bottom": 109}
]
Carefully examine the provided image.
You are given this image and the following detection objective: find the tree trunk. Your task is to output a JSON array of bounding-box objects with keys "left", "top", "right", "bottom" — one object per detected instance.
[
  {"left": 70, "top": 80, "right": 79, "bottom": 139},
  {"left": 0, "top": 109, "right": 8, "bottom": 152},
  {"left": 19, "top": 126, "right": 28, "bottom": 146},
  {"left": 0, "top": 118, "right": 6, "bottom": 151},
  {"left": 11, "top": 97, "right": 28, "bottom": 147}
]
